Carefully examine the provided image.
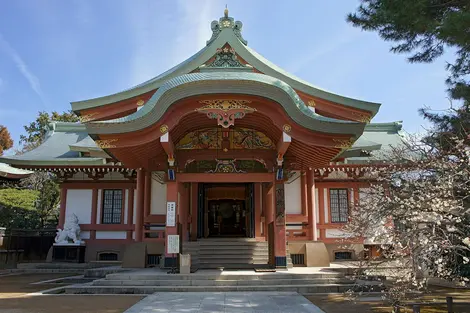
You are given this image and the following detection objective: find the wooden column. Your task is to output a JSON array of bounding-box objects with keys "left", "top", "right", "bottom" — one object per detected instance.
[
  {"left": 135, "top": 169, "right": 145, "bottom": 242},
  {"left": 179, "top": 183, "right": 189, "bottom": 241},
  {"left": 164, "top": 181, "right": 178, "bottom": 267},
  {"left": 300, "top": 171, "right": 307, "bottom": 216},
  {"left": 307, "top": 170, "right": 318, "bottom": 241},
  {"left": 318, "top": 187, "right": 326, "bottom": 239},
  {"left": 144, "top": 171, "right": 151, "bottom": 217},
  {"left": 58, "top": 186, "right": 67, "bottom": 228},
  {"left": 273, "top": 181, "right": 287, "bottom": 268},
  {"left": 265, "top": 182, "right": 274, "bottom": 266},
  {"left": 254, "top": 182, "right": 262, "bottom": 238},
  {"left": 190, "top": 183, "right": 198, "bottom": 241},
  {"left": 126, "top": 187, "right": 135, "bottom": 240},
  {"left": 262, "top": 184, "right": 267, "bottom": 238},
  {"left": 90, "top": 188, "right": 98, "bottom": 240}
]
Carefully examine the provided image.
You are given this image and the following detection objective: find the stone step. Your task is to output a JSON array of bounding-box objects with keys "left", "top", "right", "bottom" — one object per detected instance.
[
  {"left": 198, "top": 263, "right": 269, "bottom": 269},
  {"left": 198, "top": 242, "right": 267, "bottom": 247},
  {"left": 197, "top": 250, "right": 268, "bottom": 256},
  {"left": 93, "top": 278, "right": 354, "bottom": 286},
  {"left": 64, "top": 283, "right": 358, "bottom": 295},
  {"left": 105, "top": 273, "right": 344, "bottom": 281},
  {"left": 199, "top": 255, "right": 268, "bottom": 261},
  {"left": 198, "top": 238, "right": 259, "bottom": 242}
]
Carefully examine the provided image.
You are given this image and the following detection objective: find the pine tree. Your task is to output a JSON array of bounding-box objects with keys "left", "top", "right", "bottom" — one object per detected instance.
[{"left": 348, "top": 0, "right": 470, "bottom": 101}]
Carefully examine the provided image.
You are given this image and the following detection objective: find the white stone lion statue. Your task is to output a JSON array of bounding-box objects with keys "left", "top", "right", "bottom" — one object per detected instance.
[{"left": 55, "top": 213, "right": 83, "bottom": 244}]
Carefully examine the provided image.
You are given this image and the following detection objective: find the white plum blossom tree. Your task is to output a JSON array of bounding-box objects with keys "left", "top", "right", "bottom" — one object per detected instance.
[{"left": 343, "top": 132, "right": 470, "bottom": 308}]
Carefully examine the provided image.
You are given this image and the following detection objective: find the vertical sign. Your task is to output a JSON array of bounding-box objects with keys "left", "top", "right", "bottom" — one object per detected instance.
[
  {"left": 167, "top": 235, "right": 180, "bottom": 254},
  {"left": 166, "top": 201, "right": 176, "bottom": 227}
]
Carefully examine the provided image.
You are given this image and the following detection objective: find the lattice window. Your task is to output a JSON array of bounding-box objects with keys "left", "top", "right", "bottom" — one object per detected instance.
[
  {"left": 102, "top": 189, "right": 123, "bottom": 224},
  {"left": 330, "top": 189, "right": 349, "bottom": 223},
  {"left": 335, "top": 251, "right": 352, "bottom": 260},
  {"left": 98, "top": 252, "right": 118, "bottom": 261},
  {"left": 291, "top": 254, "right": 305, "bottom": 266}
]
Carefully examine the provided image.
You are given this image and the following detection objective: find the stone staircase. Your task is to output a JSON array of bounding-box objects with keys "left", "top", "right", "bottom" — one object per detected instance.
[
  {"left": 183, "top": 238, "right": 292, "bottom": 270},
  {"left": 63, "top": 270, "right": 363, "bottom": 295}
]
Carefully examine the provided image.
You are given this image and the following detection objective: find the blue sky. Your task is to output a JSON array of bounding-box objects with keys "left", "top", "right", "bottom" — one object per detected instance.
[{"left": 0, "top": 0, "right": 455, "bottom": 152}]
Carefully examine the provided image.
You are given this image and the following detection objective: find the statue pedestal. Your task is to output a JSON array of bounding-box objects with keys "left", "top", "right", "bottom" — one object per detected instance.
[{"left": 52, "top": 243, "right": 86, "bottom": 263}]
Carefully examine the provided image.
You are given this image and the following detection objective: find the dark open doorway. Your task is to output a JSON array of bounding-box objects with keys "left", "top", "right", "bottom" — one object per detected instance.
[{"left": 197, "top": 183, "right": 255, "bottom": 239}]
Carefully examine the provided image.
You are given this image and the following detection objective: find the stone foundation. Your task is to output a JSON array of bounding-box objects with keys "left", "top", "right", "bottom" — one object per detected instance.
[{"left": 288, "top": 241, "right": 330, "bottom": 267}]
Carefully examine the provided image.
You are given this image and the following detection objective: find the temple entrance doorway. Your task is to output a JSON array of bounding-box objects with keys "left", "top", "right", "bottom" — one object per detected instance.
[
  {"left": 208, "top": 199, "right": 246, "bottom": 237},
  {"left": 197, "top": 183, "right": 255, "bottom": 238}
]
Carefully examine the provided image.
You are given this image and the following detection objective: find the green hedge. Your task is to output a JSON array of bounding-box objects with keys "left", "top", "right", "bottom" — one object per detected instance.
[{"left": 0, "top": 189, "right": 40, "bottom": 229}]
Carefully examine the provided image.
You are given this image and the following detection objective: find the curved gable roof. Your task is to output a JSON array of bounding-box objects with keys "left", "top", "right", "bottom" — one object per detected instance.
[{"left": 71, "top": 13, "right": 381, "bottom": 117}]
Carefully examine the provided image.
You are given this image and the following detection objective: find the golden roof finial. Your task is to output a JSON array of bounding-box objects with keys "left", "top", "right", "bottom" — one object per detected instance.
[{"left": 224, "top": 5, "right": 228, "bottom": 18}]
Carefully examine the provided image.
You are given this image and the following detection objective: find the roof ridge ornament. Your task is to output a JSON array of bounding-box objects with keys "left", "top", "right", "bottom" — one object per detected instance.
[{"left": 206, "top": 7, "right": 247, "bottom": 46}]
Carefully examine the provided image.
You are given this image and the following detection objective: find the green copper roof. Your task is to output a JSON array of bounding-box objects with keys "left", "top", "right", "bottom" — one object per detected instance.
[
  {"left": 71, "top": 13, "right": 380, "bottom": 116},
  {"left": 0, "top": 163, "right": 33, "bottom": 177},
  {"left": 86, "top": 72, "right": 365, "bottom": 137},
  {"left": 0, "top": 122, "right": 106, "bottom": 167},
  {"left": 345, "top": 121, "right": 406, "bottom": 163}
]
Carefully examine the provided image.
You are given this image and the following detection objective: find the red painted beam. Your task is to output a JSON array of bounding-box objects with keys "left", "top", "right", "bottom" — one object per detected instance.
[
  {"left": 177, "top": 173, "right": 274, "bottom": 183},
  {"left": 276, "top": 132, "right": 291, "bottom": 160}
]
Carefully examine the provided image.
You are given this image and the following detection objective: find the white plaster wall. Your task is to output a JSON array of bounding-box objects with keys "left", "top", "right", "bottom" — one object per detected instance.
[
  {"left": 315, "top": 188, "right": 319, "bottom": 222},
  {"left": 133, "top": 189, "right": 137, "bottom": 224},
  {"left": 96, "top": 189, "right": 102, "bottom": 224},
  {"left": 95, "top": 231, "right": 127, "bottom": 240},
  {"left": 323, "top": 189, "right": 329, "bottom": 223},
  {"left": 285, "top": 176, "right": 301, "bottom": 214},
  {"left": 80, "top": 231, "right": 90, "bottom": 240},
  {"left": 66, "top": 189, "right": 92, "bottom": 224},
  {"left": 124, "top": 189, "right": 129, "bottom": 224},
  {"left": 150, "top": 180, "right": 167, "bottom": 214},
  {"left": 359, "top": 188, "right": 371, "bottom": 204},
  {"left": 326, "top": 229, "right": 350, "bottom": 238}
]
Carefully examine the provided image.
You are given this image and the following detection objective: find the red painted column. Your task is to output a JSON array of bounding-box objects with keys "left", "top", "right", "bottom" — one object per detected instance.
[
  {"left": 190, "top": 183, "right": 198, "bottom": 241},
  {"left": 262, "top": 184, "right": 267, "bottom": 238},
  {"left": 273, "top": 181, "right": 287, "bottom": 268},
  {"left": 318, "top": 187, "right": 326, "bottom": 240},
  {"left": 265, "top": 183, "right": 274, "bottom": 266},
  {"left": 90, "top": 188, "right": 98, "bottom": 240},
  {"left": 300, "top": 171, "right": 307, "bottom": 216},
  {"left": 254, "top": 183, "right": 262, "bottom": 238},
  {"left": 126, "top": 187, "right": 135, "bottom": 240},
  {"left": 165, "top": 181, "right": 178, "bottom": 267},
  {"left": 179, "top": 183, "right": 189, "bottom": 241},
  {"left": 144, "top": 171, "right": 151, "bottom": 218},
  {"left": 307, "top": 170, "right": 318, "bottom": 241},
  {"left": 135, "top": 169, "right": 145, "bottom": 242},
  {"left": 58, "top": 186, "right": 67, "bottom": 228}
]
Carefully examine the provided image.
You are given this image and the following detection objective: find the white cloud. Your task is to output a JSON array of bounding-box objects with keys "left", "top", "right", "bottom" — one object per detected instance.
[{"left": 0, "top": 33, "right": 48, "bottom": 107}]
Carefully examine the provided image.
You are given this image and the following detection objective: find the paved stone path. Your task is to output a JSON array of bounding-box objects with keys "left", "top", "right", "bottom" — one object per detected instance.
[{"left": 124, "top": 291, "right": 325, "bottom": 313}]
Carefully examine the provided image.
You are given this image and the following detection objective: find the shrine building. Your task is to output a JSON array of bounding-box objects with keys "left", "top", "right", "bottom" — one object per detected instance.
[{"left": 0, "top": 9, "right": 404, "bottom": 269}]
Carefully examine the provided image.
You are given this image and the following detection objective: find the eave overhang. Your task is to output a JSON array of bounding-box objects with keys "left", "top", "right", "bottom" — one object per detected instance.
[
  {"left": 85, "top": 72, "right": 365, "bottom": 138},
  {"left": 0, "top": 157, "right": 107, "bottom": 167}
]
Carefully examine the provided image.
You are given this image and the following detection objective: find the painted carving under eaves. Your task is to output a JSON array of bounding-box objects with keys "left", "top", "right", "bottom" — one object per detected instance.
[
  {"left": 176, "top": 127, "right": 275, "bottom": 150},
  {"left": 185, "top": 159, "right": 268, "bottom": 173}
]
